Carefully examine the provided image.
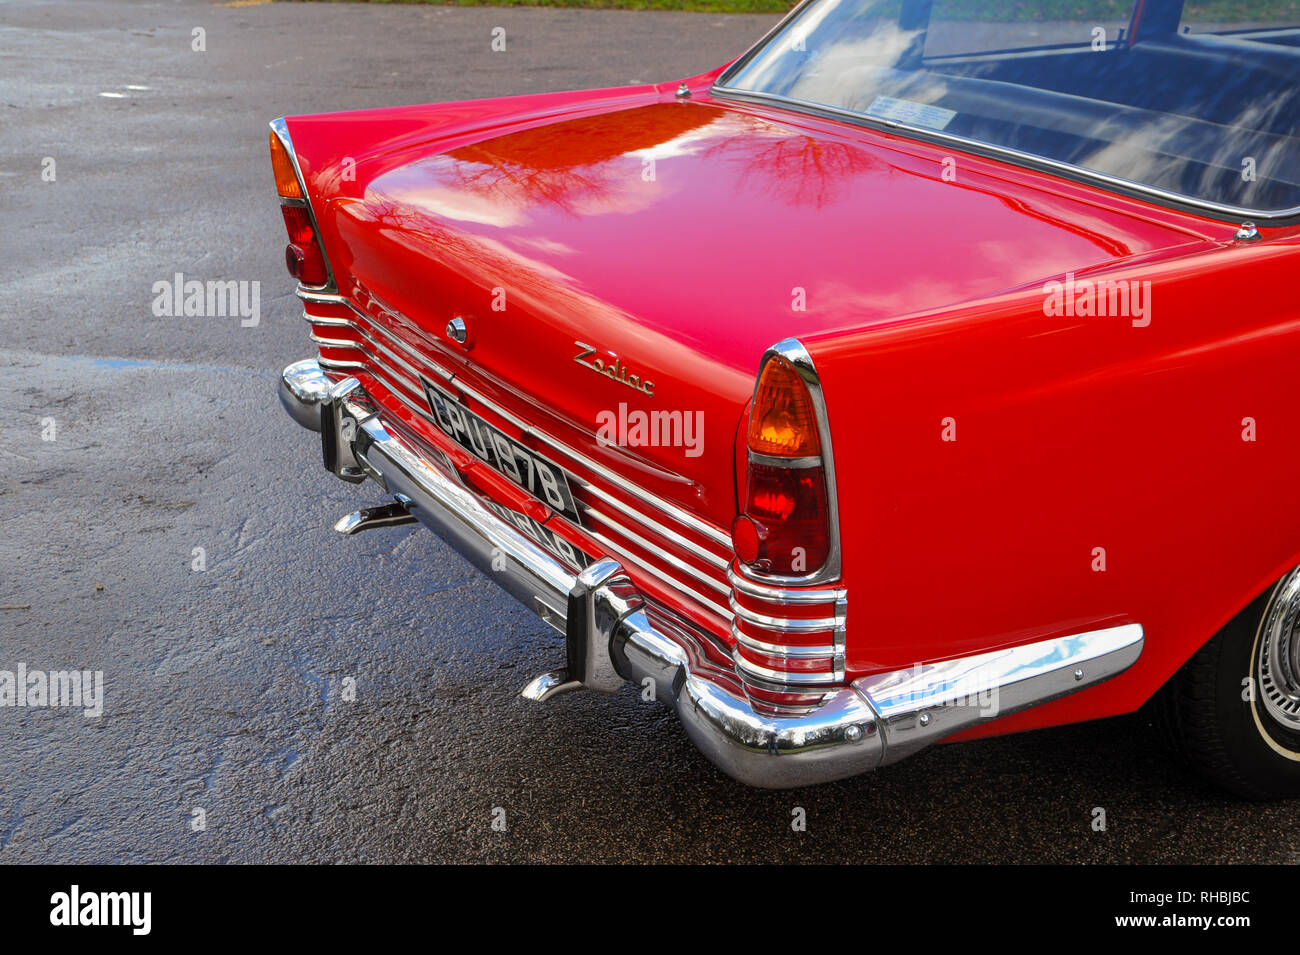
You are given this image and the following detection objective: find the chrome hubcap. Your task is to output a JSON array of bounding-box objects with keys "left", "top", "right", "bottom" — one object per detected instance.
[{"left": 1257, "top": 568, "right": 1300, "bottom": 730}]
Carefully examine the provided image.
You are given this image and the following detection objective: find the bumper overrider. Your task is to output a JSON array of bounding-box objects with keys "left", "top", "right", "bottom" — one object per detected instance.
[{"left": 280, "top": 357, "right": 1145, "bottom": 788}]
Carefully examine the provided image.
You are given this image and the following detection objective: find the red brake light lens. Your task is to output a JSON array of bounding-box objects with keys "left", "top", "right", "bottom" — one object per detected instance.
[
  {"left": 279, "top": 204, "right": 327, "bottom": 287},
  {"left": 739, "top": 462, "right": 830, "bottom": 575}
]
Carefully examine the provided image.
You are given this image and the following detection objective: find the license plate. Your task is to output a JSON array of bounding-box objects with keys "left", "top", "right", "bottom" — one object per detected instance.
[
  {"left": 424, "top": 442, "right": 593, "bottom": 571},
  {"left": 421, "top": 377, "right": 582, "bottom": 525},
  {"left": 478, "top": 498, "right": 594, "bottom": 572}
]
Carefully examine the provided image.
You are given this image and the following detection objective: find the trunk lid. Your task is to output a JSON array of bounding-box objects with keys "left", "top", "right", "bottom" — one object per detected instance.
[{"left": 292, "top": 94, "right": 1217, "bottom": 528}]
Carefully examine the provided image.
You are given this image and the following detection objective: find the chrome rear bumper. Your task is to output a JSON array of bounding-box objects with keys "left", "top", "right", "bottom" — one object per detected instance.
[{"left": 281, "top": 358, "right": 1145, "bottom": 788}]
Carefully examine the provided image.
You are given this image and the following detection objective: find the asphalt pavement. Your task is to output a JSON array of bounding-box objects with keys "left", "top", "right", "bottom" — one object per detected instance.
[{"left": 1, "top": 0, "right": 1296, "bottom": 864}]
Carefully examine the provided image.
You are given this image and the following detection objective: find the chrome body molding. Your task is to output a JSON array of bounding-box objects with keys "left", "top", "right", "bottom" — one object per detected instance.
[
  {"left": 859, "top": 623, "right": 1145, "bottom": 765},
  {"left": 729, "top": 595, "right": 841, "bottom": 632},
  {"left": 303, "top": 296, "right": 731, "bottom": 548},
  {"left": 302, "top": 292, "right": 742, "bottom": 626},
  {"left": 280, "top": 357, "right": 1146, "bottom": 787},
  {"left": 726, "top": 565, "right": 846, "bottom": 604}
]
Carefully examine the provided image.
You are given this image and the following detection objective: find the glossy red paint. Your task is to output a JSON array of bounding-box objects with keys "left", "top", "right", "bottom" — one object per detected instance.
[{"left": 281, "top": 65, "right": 1300, "bottom": 739}]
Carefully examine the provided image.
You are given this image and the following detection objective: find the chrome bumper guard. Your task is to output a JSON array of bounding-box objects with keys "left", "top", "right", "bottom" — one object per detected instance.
[{"left": 281, "top": 358, "right": 1145, "bottom": 788}]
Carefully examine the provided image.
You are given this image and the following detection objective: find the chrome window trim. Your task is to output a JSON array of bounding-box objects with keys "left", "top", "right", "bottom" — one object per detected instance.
[
  {"left": 709, "top": 5, "right": 1300, "bottom": 225},
  {"left": 714, "top": 0, "right": 816, "bottom": 90},
  {"left": 269, "top": 118, "right": 340, "bottom": 293},
  {"left": 736, "top": 337, "right": 844, "bottom": 587}
]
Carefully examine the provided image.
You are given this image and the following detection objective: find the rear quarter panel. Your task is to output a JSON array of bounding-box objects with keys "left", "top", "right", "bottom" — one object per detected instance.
[{"left": 811, "top": 230, "right": 1300, "bottom": 735}]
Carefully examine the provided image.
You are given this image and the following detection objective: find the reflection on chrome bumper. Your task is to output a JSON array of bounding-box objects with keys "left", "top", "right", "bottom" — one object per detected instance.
[{"left": 281, "top": 358, "right": 1145, "bottom": 788}]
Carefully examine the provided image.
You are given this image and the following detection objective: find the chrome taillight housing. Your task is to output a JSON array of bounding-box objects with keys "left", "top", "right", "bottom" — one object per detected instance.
[
  {"left": 269, "top": 119, "right": 333, "bottom": 292},
  {"left": 729, "top": 339, "right": 846, "bottom": 709},
  {"left": 733, "top": 340, "right": 841, "bottom": 583}
]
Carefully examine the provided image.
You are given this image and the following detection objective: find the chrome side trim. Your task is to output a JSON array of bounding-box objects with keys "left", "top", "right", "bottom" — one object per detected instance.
[
  {"left": 313, "top": 299, "right": 733, "bottom": 550},
  {"left": 729, "top": 595, "right": 842, "bottom": 632},
  {"left": 308, "top": 324, "right": 429, "bottom": 385},
  {"left": 297, "top": 288, "right": 348, "bottom": 305},
  {"left": 726, "top": 565, "right": 846, "bottom": 604},
  {"left": 305, "top": 309, "right": 455, "bottom": 383},
  {"left": 269, "top": 118, "right": 339, "bottom": 293},
  {"left": 732, "top": 629, "right": 840, "bottom": 659},
  {"left": 281, "top": 357, "right": 1146, "bottom": 788},
  {"left": 311, "top": 348, "right": 736, "bottom": 621},
  {"left": 860, "top": 623, "right": 1146, "bottom": 765},
  {"left": 577, "top": 484, "right": 731, "bottom": 569},
  {"left": 734, "top": 654, "right": 843, "bottom": 687},
  {"left": 583, "top": 504, "right": 730, "bottom": 585}
]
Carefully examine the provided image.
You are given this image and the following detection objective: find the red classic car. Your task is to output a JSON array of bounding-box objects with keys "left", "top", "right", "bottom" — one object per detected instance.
[{"left": 273, "top": 0, "right": 1300, "bottom": 794}]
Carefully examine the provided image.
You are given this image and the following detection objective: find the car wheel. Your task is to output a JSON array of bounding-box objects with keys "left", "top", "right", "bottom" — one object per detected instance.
[{"left": 1151, "top": 564, "right": 1300, "bottom": 799}]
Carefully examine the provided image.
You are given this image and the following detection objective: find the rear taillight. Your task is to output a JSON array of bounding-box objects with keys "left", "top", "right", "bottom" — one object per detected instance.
[
  {"left": 730, "top": 341, "right": 845, "bottom": 708},
  {"left": 269, "top": 130, "right": 302, "bottom": 200},
  {"left": 733, "top": 352, "right": 834, "bottom": 578},
  {"left": 279, "top": 203, "right": 327, "bottom": 286},
  {"left": 269, "top": 125, "right": 329, "bottom": 288}
]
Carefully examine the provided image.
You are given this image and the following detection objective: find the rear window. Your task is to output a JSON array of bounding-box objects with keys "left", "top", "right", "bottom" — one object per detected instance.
[{"left": 718, "top": 0, "right": 1300, "bottom": 217}]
